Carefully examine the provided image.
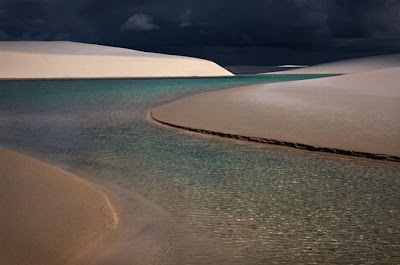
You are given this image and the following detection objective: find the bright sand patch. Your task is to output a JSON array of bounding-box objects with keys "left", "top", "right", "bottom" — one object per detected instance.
[
  {"left": 268, "top": 53, "right": 400, "bottom": 74},
  {"left": 0, "top": 148, "right": 117, "bottom": 265},
  {"left": 151, "top": 66, "right": 400, "bottom": 158},
  {"left": 0, "top": 41, "right": 233, "bottom": 79}
]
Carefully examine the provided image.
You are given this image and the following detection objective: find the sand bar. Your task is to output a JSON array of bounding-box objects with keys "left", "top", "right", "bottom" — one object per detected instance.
[
  {"left": 0, "top": 148, "right": 117, "bottom": 265},
  {"left": 0, "top": 41, "right": 233, "bottom": 79},
  {"left": 151, "top": 66, "right": 400, "bottom": 160}
]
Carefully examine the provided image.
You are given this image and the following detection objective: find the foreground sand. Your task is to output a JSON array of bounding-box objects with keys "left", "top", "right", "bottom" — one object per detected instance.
[
  {"left": 151, "top": 66, "right": 400, "bottom": 159},
  {"left": 0, "top": 41, "right": 233, "bottom": 79},
  {"left": 0, "top": 148, "right": 117, "bottom": 265}
]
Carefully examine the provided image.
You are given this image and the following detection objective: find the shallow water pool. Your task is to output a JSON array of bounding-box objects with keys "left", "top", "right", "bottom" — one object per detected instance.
[{"left": 1, "top": 75, "right": 399, "bottom": 264}]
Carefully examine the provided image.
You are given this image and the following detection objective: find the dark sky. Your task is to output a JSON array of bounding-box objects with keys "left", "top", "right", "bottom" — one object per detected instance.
[{"left": 1, "top": 0, "right": 399, "bottom": 65}]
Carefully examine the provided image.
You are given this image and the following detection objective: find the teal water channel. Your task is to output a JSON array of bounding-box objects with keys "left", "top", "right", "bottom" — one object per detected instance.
[{"left": 1, "top": 75, "right": 399, "bottom": 264}]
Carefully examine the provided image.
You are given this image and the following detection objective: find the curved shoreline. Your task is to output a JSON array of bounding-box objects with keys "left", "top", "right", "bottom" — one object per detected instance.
[
  {"left": 0, "top": 147, "right": 118, "bottom": 265},
  {"left": 1, "top": 147, "right": 233, "bottom": 265},
  {"left": 149, "top": 111, "right": 400, "bottom": 163},
  {"left": 150, "top": 67, "right": 400, "bottom": 162}
]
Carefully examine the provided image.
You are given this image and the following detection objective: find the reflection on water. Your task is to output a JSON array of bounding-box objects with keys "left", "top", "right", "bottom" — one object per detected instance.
[{"left": 1, "top": 75, "right": 399, "bottom": 264}]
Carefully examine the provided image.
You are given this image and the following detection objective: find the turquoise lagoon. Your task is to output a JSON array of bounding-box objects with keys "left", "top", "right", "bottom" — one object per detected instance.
[{"left": 0, "top": 75, "right": 399, "bottom": 264}]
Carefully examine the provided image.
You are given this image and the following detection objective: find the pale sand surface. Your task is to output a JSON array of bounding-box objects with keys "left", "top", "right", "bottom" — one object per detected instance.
[
  {"left": 151, "top": 66, "right": 400, "bottom": 157},
  {"left": 267, "top": 53, "right": 400, "bottom": 74},
  {"left": 0, "top": 41, "right": 233, "bottom": 79},
  {"left": 0, "top": 148, "right": 117, "bottom": 265}
]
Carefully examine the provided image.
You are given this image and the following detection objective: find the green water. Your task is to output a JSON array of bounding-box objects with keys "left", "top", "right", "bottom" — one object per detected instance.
[{"left": 1, "top": 75, "right": 399, "bottom": 264}]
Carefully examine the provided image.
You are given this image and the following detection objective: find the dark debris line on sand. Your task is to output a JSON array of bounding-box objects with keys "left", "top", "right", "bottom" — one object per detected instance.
[{"left": 151, "top": 112, "right": 400, "bottom": 163}]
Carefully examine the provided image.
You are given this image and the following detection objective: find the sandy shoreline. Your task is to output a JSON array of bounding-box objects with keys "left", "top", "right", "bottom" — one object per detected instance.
[
  {"left": 0, "top": 147, "right": 118, "bottom": 265},
  {"left": 0, "top": 147, "right": 233, "bottom": 265},
  {"left": 146, "top": 110, "right": 400, "bottom": 166},
  {"left": 151, "top": 64, "right": 400, "bottom": 161},
  {"left": 149, "top": 111, "right": 400, "bottom": 162}
]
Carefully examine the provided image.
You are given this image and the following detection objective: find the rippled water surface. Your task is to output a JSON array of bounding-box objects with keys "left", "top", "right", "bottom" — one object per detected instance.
[{"left": 1, "top": 75, "right": 399, "bottom": 264}]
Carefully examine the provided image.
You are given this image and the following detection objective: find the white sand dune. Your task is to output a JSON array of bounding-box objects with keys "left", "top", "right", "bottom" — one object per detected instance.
[
  {"left": 268, "top": 53, "right": 400, "bottom": 74},
  {"left": 151, "top": 65, "right": 400, "bottom": 159},
  {"left": 0, "top": 41, "right": 233, "bottom": 79},
  {"left": 0, "top": 148, "right": 117, "bottom": 265}
]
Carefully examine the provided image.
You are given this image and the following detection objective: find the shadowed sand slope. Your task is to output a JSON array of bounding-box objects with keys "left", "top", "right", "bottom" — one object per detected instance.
[
  {"left": 0, "top": 148, "right": 117, "bottom": 265},
  {"left": 0, "top": 41, "right": 233, "bottom": 79},
  {"left": 268, "top": 53, "right": 400, "bottom": 74},
  {"left": 151, "top": 67, "right": 400, "bottom": 158}
]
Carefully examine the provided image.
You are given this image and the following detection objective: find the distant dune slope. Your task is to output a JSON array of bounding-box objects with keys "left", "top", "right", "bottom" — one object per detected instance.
[
  {"left": 224, "top": 66, "right": 290, "bottom": 74},
  {"left": 0, "top": 41, "right": 233, "bottom": 79},
  {"left": 268, "top": 53, "right": 400, "bottom": 74},
  {"left": 152, "top": 65, "right": 400, "bottom": 159},
  {"left": 225, "top": 65, "right": 307, "bottom": 74}
]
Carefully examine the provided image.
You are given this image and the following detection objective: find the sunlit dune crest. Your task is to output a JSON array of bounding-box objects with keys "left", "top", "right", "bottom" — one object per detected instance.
[{"left": 0, "top": 41, "right": 233, "bottom": 79}]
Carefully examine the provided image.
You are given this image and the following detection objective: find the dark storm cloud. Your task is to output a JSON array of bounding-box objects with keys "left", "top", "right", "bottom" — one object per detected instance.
[
  {"left": 0, "top": 0, "right": 399, "bottom": 65},
  {"left": 121, "top": 13, "right": 160, "bottom": 31},
  {"left": 327, "top": 0, "right": 400, "bottom": 38},
  {"left": 179, "top": 9, "right": 192, "bottom": 28}
]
